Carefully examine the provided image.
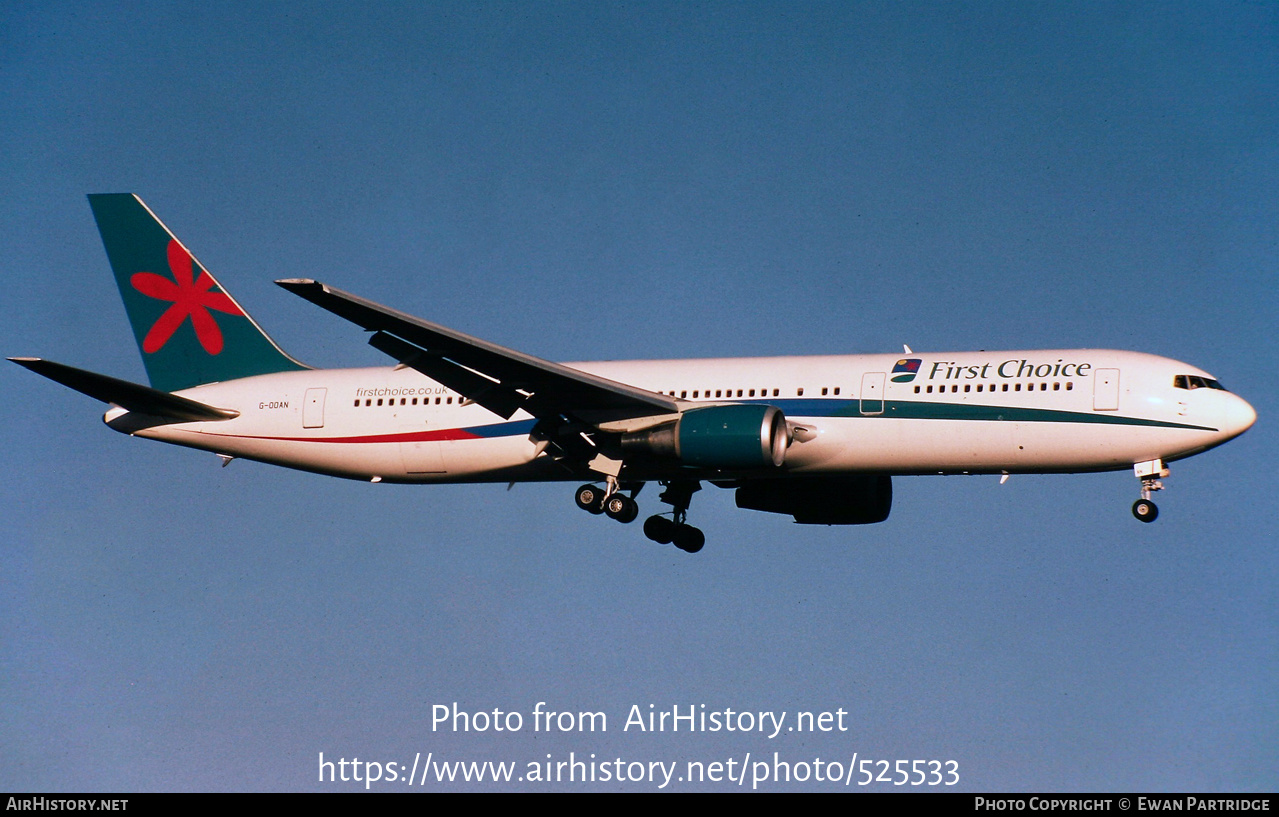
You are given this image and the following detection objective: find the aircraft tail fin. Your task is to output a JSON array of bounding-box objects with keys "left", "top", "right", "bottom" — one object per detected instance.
[{"left": 87, "top": 194, "right": 307, "bottom": 392}]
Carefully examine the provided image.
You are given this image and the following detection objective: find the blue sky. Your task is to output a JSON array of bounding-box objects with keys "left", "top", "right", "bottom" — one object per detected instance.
[{"left": 2, "top": 1, "right": 1275, "bottom": 791}]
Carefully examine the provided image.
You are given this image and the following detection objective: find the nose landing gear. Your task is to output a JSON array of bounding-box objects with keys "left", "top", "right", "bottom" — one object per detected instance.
[
  {"left": 1132, "top": 459, "right": 1169, "bottom": 523},
  {"left": 1132, "top": 498, "right": 1158, "bottom": 523}
]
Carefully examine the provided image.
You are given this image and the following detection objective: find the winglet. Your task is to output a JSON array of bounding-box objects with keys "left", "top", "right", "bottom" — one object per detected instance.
[{"left": 10, "top": 357, "right": 239, "bottom": 422}]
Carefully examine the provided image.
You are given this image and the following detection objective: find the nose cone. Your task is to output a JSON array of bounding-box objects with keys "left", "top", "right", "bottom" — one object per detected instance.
[{"left": 1222, "top": 394, "right": 1257, "bottom": 440}]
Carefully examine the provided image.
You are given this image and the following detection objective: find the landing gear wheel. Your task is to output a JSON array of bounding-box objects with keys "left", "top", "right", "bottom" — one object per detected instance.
[
  {"left": 1132, "top": 499, "right": 1159, "bottom": 523},
  {"left": 646, "top": 480, "right": 704, "bottom": 551},
  {"left": 643, "top": 515, "right": 675, "bottom": 544},
  {"left": 575, "top": 484, "right": 605, "bottom": 514},
  {"left": 671, "top": 525, "right": 705, "bottom": 554},
  {"left": 604, "top": 494, "right": 639, "bottom": 523}
]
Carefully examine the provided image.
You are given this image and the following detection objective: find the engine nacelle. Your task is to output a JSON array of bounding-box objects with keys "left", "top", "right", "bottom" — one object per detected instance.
[
  {"left": 621, "top": 404, "right": 789, "bottom": 469},
  {"left": 735, "top": 474, "right": 892, "bottom": 524}
]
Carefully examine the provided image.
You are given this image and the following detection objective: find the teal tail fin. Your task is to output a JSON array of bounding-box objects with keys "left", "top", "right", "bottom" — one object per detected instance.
[{"left": 87, "top": 194, "right": 307, "bottom": 392}]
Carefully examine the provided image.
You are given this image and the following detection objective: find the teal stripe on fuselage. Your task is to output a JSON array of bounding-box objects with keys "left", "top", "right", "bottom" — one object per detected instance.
[
  {"left": 451, "top": 399, "right": 1214, "bottom": 442},
  {"left": 785, "top": 398, "right": 1216, "bottom": 431}
]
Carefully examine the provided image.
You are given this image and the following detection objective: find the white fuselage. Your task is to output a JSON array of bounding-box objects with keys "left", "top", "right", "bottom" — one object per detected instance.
[{"left": 107, "top": 349, "right": 1256, "bottom": 484}]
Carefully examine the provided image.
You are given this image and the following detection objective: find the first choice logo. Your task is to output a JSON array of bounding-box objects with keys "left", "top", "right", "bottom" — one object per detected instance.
[
  {"left": 891, "top": 359, "right": 922, "bottom": 383},
  {"left": 928, "top": 359, "right": 1094, "bottom": 381}
]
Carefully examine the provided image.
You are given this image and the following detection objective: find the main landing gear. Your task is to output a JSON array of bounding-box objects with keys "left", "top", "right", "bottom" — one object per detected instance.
[
  {"left": 642, "top": 481, "right": 704, "bottom": 553},
  {"left": 643, "top": 515, "right": 705, "bottom": 554},
  {"left": 574, "top": 482, "right": 639, "bottom": 523},
  {"left": 572, "top": 479, "right": 705, "bottom": 553},
  {"left": 1131, "top": 459, "right": 1168, "bottom": 523}
]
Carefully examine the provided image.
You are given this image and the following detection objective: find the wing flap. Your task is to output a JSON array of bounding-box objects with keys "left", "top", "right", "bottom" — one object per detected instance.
[
  {"left": 10, "top": 357, "right": 239, "bottom": 422},
  {"left": 276, "top": 279, "right": 679, "bottom": 420}
]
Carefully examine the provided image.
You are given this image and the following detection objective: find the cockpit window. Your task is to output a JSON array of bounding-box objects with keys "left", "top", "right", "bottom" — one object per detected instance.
[{"left": 1174, "top": 374, "right": 1227, "bottom": 391}]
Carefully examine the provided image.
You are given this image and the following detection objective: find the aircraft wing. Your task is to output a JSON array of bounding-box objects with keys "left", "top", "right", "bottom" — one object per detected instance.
[
  {"left": 276, "top": 279, "right": 680, "bottom": 422},
  {"left": 9, "top": 357, "right": 239, "bottom": 422}
]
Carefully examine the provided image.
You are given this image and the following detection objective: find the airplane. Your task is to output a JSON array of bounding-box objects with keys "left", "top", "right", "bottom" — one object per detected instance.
[{"left": 11, "top": 194, "right": 1257, "bottom": 553}]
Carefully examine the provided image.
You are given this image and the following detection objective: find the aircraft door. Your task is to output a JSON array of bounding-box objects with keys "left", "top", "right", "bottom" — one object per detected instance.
[
  {"left": 303, "top": 388, "right": 326, "bottom": 428},
  {"left": 860, "top": 372, "right": 885, "bottom": 415},
  {"left": 1093, "top": 369, "right": 1120, "bottom": 411}
]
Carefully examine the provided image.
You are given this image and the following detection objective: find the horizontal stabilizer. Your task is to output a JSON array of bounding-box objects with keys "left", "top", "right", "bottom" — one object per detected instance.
[{"left": 9, "top": 357, "right": 239, "bottom": 422}]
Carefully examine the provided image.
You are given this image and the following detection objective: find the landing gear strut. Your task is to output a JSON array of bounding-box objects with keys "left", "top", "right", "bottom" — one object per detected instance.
[
  {"left": 1132, "top": 459, "right": 1168, "bottom": 523},
  {"left": 643, "top": 480, "right": 705, "bottom": 553}
]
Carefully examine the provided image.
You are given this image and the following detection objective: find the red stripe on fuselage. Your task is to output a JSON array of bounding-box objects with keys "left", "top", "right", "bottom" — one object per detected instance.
[{"left": 186, "top": 428, "right": 485, "bottom": 444}]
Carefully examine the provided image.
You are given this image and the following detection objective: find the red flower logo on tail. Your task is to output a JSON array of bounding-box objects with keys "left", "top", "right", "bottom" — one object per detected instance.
[{"left": 131, "top": 240, "right": 244, "bottom": 354}]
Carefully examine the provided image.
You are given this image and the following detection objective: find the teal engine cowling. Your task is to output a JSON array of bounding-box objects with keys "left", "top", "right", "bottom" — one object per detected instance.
[{"left": 620, "top": 404, "right": 789, "bottom": 469}]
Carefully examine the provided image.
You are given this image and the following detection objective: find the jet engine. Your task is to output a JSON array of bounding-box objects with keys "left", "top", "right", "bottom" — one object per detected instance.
[{"left": 620, "top": 404, "right": 789, "bottom": 469}]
